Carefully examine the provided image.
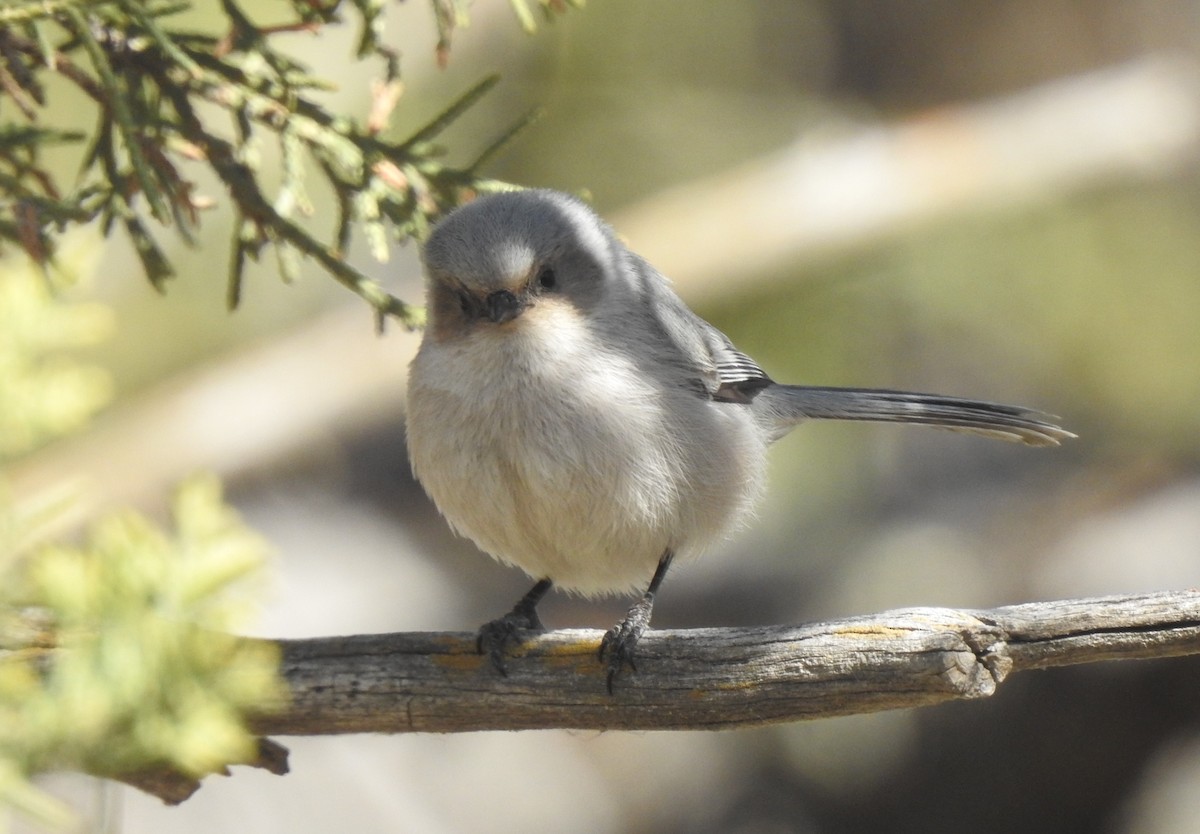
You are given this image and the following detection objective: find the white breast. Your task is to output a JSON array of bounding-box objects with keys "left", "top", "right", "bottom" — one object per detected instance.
[{"left": 406, "top": 303, "right": 767, "bottom": 596}]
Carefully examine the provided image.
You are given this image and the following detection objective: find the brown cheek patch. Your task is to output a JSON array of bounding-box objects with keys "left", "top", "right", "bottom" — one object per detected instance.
[
  {"left": 428, "top": 281, "right": 586, "bottom": 343},
  {"left": 428, "top": 285, "right": 472, "bottom": 343}
]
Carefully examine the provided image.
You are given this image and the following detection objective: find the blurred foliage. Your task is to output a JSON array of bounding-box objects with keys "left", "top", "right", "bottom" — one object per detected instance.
[
  {"left": 0, "top": 242, "right": 282, "bottom": 824},
  {"left": 0, "top": 0, "right": 578, "bottom": 328},
  {"left": 0, "top": 247, "right": 112, "bottom": 462},
  {"left": 0, "top": 474, "right": 282, "bottom": 831}
]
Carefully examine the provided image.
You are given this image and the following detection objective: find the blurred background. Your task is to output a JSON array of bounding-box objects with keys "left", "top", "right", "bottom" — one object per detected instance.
[{"left": 10, "top": 0, "right": 1200, "bottom": 831}]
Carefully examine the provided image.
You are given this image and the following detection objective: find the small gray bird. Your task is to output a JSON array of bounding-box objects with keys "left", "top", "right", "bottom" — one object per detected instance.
[{"left": 405, "top": 189, "right": 1072, "bottom": 691}]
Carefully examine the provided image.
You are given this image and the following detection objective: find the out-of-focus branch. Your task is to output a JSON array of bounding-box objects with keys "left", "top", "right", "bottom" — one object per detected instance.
[
  {"left": 5, "top": 306, "right": 420, "bottom": 533},
  {"left": 111, "top": 739, "right": 290, "bottom": 806},
  {"left": 616, "top": 56, "right": 1200, "bottom": 304}
]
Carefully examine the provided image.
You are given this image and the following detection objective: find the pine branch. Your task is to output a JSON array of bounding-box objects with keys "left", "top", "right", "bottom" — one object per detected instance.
[{"left": 0, "top": 0, "right": 562, "bottom": 322}]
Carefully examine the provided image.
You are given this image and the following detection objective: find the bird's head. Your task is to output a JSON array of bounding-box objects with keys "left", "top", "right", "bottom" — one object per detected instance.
[{"left": 421, "top": 190, "right": 622, "bottom": 342}]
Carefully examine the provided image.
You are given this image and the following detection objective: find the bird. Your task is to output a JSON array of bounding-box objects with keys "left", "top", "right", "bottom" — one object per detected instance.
[{"left": 404, "top": 188, "right": 1073, "bottom": 692}]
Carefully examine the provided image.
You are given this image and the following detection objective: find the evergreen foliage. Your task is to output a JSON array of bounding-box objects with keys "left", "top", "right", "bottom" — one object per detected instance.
[{"left": 0, "top": 0, "right": 580, "bottom": 328}]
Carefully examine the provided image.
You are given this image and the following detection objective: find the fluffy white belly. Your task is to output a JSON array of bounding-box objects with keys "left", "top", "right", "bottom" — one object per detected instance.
[{"left": 406, "top": 309, "right": 765, "bottom": 595}]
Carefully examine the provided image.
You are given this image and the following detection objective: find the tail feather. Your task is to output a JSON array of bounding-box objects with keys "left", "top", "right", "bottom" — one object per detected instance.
[{"left": 755, "top": 385, "right": 1074, "bottom": 447}]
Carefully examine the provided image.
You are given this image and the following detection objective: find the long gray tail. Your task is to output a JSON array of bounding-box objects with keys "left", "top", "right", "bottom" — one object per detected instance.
[{"left": 753, "top": 385, "right": 1074, "bottom": 447}]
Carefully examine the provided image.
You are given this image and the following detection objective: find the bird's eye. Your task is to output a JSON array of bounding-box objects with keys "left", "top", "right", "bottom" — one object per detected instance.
[{"left": 537, "top": 266, "right": 557, "bottom": 291}]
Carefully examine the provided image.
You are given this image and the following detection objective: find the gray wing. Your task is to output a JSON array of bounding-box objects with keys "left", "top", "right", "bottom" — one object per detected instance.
[
  {"left": 630, "top": 254, "right": 773, "bottom": 403},
  {"left": 700, "top": 328, "right": 774, "bottom": 403}
]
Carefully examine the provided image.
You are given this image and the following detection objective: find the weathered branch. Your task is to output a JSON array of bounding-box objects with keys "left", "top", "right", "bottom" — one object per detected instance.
[
  {"left": 255, "top": 590, "right": 1200, "bottom": 735},
  {"left": 110, "top": 589, "right": 1200, "bottom": 804}
]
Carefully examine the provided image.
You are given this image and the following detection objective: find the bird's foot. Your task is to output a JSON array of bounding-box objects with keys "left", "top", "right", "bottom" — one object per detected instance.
[
  {"left": 476, "top": 583, "right": 548, "bottom": 675},
  {"left": 598, "top": 594, "right": 655, "bottom": 694}
]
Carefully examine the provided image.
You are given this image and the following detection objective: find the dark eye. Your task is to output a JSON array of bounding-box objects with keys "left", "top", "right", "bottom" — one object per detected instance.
[{"left": 537, "top": 266, "right": 557, "bottom": 290}]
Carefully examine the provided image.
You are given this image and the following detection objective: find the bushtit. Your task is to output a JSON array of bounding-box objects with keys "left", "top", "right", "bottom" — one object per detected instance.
[{"left": 405, "top": 189, "right": 1072, "bottom": 691}]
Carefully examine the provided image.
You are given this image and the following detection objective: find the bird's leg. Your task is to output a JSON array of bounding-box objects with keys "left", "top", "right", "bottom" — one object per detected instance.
[
  {"left": 599, "top": 550, "right": 675, "bottom": 693},
  {"left": 476, "top": 578, "right": 552, "bottom": 674}
]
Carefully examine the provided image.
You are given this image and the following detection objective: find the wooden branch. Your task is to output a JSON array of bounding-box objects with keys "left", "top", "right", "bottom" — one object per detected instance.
[
  {"left": 254, "top": 590, "right": 1200, "bottom": 735},
  {"left": 117, "top": 590, "right": 1198, "bottom": 803},
  {"left": 111, "top": 739, "right": 290, "bottom": 806}
]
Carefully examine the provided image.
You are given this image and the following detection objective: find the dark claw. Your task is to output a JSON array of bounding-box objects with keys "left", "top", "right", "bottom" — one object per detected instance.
[{"left": 598, "top": 595, "right": 654, "bottom": 694}]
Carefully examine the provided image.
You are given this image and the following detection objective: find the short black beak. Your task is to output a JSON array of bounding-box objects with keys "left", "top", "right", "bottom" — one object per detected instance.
[{"left": 485, "top": 289, "right": 526, "bottom": 324}]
